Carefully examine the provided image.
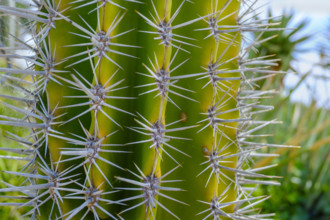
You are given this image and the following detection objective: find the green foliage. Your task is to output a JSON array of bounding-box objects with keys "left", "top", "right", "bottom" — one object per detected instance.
[
  {"left": 256, "top": 103, "right": 330, "bottom": 220},
  {"left": 0, "top": 74, "right": 30, "bottom": 220}
]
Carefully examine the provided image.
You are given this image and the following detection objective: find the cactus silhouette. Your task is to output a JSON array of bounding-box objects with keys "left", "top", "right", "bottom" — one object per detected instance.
[{"left": 0, "top": 0, "right": 296, "bottom": 219}]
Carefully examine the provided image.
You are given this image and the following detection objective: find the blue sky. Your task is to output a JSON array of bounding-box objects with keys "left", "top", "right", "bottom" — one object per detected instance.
[
  {"left": 266, "top": 0, "right": 330, "bottom": 15},
  {"left": 257, "top": 0, "right": 330, "bottom": 108}
]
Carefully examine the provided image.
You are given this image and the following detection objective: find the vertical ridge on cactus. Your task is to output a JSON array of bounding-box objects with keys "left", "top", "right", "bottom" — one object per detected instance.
[{"left": 0, "top": 0, "right": 297, "bottom": 219}]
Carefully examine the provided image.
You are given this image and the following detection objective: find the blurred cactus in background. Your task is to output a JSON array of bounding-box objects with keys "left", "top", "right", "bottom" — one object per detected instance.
[
  {"left": 251, "top": 10, "right": 312, "bottom": 72},
  {"left": 0, "top": 0, "right": 295, "bottom": 219}
]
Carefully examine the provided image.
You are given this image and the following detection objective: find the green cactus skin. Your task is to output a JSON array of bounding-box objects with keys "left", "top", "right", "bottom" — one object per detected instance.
[{"left": 0, "top": 0, "right": 297, "bottom": 219}]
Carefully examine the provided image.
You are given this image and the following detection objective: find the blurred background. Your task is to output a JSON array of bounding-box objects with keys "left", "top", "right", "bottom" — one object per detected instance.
[
  {"left": 0, "top": 0, "right": 329, "bottom": 219},
  {"left": 252, "top": 0, "right": 330, "bottom": 219}
]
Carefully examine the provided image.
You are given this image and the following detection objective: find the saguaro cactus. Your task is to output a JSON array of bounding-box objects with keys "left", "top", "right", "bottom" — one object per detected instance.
[{"left": 0, "top": 0, "right": 294, "bottom": 219}]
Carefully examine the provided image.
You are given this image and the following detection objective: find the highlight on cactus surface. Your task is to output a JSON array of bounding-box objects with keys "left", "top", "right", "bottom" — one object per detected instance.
[{"left": 0, "top": 0, "right": 297, "bottom": 219}]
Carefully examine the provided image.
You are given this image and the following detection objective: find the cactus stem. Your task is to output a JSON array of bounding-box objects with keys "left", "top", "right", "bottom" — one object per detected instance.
[
  {"left": 116, "top": 164, "right": 184, "bottom": 219},
  {"left": 61, "top": 178, "right": 121, "bottom": 220},
  {"left": 55, "top": 67, "right": 133, "bottom": 127},
  {"left": 70, "top": 0, "right": 142, "bottom": 11},
  {"left": 52, "top": 125, "right": 126, "bottom": 187},
  {"left": 137, "top": 1, "right": 213, "bottom": 53},
  {"left": 0, "top": 0, "right": 294, "bottom": 218},
  {"left": 138, "top": 49, "right": 197, "bottom": 108},
  {"left": 55, "top": 11, "right": 137, "bottom": 69},
  {"left": 198, "top": 189, "right": 270, "bottom": 219},
  {"left": 127, "top": 114, "right": 196, "bottom": 164}
]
